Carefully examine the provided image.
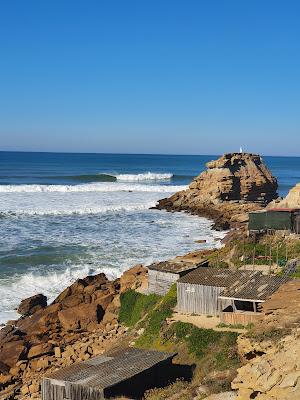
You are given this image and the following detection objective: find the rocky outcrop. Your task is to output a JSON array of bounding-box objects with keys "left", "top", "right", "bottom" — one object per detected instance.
[
  {"left": 17, "top": 294, "right": 47, "bottom": 317},
  {"left": 233, "top": 280, "right": 300, "bottom": 399},
  {"left": 0, "top": 265, "right": 147, "bottom": 400},
  {"left": 156, "top": 153, "right": 278, "bottom": 229},
  {"left": 233, "top": 331, "right": 300, "bottom": 400},
  {"left": 269, "top": 183, "right": 300, "bottom": 209}
]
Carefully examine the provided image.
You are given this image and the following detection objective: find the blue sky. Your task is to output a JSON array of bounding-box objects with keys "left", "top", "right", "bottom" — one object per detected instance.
[{"left": 0, "top": 1, "right": 299, "bottom": 155}]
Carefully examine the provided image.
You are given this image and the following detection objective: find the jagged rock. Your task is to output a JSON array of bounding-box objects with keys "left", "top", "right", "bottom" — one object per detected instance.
[
  {"left": 58, "top": 303, "right": 105, "bottom": 331},
  {"left": 27, "top": 343, "right": 54, "bottom": 359},
  {"left": 156, "top": 153, "right": 278, "bottom": 229},
  {"left": 0, "top": 340, "right": 26, "bottom": 368},
  {"left": 17, "top": 294, "right": 47, "bottom": 317}
]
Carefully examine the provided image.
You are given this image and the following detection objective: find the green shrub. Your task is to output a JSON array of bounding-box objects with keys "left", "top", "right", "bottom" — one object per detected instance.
[
  {"left": 119, "top": 289, "right": 160, "bottom": 327},
  {"left": 166, "top": 322, "right": 239, "bottom": 370}
]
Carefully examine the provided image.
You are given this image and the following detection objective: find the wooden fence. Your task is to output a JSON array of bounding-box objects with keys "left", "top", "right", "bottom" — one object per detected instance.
[{"left": 220, "top": 311, "right": 261, "bottom": 326}]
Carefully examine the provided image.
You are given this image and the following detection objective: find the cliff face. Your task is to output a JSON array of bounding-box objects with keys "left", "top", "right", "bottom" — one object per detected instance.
[
  {"left": 233, "top": 280, "right": 300, "bottom": 400},
  {"left": 157, "top": 153, "right": 278, "bottom": 229}
]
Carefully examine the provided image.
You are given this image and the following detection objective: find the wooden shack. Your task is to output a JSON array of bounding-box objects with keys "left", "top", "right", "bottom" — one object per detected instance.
[
  {"left": 177, "top": 267, "right": 245, "bottom": 315},
  {"left": 147, "top": 259, "right": 208, "bottom": 296},
  {"left": 41, "top": 347, "right": 177, "bottom": 400},
  {"left": 248, "top": 208, "right": 300, "bottom": 234},
  {"left": 219, "top": 273, "right": 289, "bottom": 325}
]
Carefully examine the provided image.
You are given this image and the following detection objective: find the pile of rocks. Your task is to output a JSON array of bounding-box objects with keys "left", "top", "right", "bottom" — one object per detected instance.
[
  {"left": 156, "top": 153, "right": 278, "bottom": 229},
  {"left": 0, "top": 265, "right": 147, "bottom": 400}
]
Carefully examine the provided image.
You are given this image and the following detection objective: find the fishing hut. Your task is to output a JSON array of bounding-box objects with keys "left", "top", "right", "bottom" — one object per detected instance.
[
  {"left": 147, "top": 259, "right": 208, "bottom": 296},
  {"left": 41, "top": 347, "right": 177, "bottom": 400}
]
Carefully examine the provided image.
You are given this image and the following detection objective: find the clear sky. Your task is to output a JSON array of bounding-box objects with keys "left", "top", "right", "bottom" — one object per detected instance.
[{"left": 0, "top": 1, "right": 299, "bottom": 155}]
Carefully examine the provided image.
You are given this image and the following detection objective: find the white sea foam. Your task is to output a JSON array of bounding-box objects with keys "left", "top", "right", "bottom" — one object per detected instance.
[
  {"left": 115, "top": 172, "right": 173, "bottom": 181},
  {"left": 0, "top": 209, "right": 226, "bottom": 325},
  {"left": 1, "top": 202, "right": 156, "bottom": 217},
  {"left": 0, "top": 182, "right": 184, "bottom": 193}
]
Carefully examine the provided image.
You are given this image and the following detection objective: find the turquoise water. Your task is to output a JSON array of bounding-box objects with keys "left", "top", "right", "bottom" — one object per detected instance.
[{"left": 0, "top": 151, "right": 298, "bottom": 324}]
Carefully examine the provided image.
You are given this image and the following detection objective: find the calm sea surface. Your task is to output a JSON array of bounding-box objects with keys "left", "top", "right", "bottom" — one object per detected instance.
[{"left": 0, "top": 152, "right": 299, "bottom": 324}]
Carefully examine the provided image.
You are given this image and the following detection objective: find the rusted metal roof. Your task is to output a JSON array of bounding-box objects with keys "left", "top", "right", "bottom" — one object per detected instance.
[
  {"left": 177, "top": 267, "right": 257, "bottom": 288},
  {"left": 45, "top": 347, "right": 176, "bottom": 390},
  {"left": 148, "top": 259, "right": 208, "bottom": 274},
  {"left": 219, "top": 274, "right": 290, "bottom": 301}
]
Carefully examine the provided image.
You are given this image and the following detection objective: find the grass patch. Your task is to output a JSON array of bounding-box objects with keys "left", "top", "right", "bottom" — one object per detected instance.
[
  {"left": 165, "top": 322, "right": 240, "bottom": 370},
  {"left": 119, "top": 289, "right": 160, "bottom": 327},
  {"left": 136, "top": 284, "right": 177, "bottom": 347}
]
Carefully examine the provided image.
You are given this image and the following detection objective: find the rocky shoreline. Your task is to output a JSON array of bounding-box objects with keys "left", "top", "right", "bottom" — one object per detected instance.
[
  {"left": 0, "top": 153, "right": 282, "bottom": 399},
  {"left": 0, "top": 265, "right": 148, "bottom": 399},
  {"left": 155, "top": 152, "right": 278, "bottom": 230}
]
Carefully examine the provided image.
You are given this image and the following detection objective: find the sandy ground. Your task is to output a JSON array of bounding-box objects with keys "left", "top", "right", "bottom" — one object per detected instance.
[{"left": 170, "top": 311, "right": 246, "bottom": 333}]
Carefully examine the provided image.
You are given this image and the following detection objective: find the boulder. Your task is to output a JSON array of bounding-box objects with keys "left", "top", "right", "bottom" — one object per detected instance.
[
  {"left": 58, "top": 303, "right": 105, "bottom": 331},
  {"left": 0, "top": 340, "right": 27, "bottom": 368},
  {"left": 27, "top": 343, "right": 54, "bottom": 359},
  {"left": 17, "top": 294, "right": 47, "bottom": 317}
]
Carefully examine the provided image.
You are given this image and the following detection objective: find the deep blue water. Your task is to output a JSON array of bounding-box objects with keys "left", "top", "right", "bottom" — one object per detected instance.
[{"left": 0, "top": 151, "right": 299, "bottom": 196}]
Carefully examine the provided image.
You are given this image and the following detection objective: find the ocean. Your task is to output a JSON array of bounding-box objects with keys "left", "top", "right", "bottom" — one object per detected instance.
[{"left": 0, "top": 151, "right": 299, "bottom": 324}]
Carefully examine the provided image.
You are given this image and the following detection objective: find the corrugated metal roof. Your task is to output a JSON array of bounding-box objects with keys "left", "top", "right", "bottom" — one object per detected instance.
[
  {"left": 148, "top": 259, "right": 207, "bottom": 274},
  {"left": 177, "top": 267, "right": 258, "bottom": 287},
  {"left": 219, "top": 274, "right": 289, "bottom": 301},
  {"left": 45, "top": 348, "right": 176, "bottom": 390}
]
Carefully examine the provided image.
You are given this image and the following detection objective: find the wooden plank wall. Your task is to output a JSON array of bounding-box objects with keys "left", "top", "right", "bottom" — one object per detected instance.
[
  {"left": 220, "top": 311, "right": 261, "bottom": 326},
  {"left": 41, "top": 379, "right": 104, "bottom": 400},
  {"left": 148, "top": 270, "right": 179, "bottom": 295},
  {"left": 177, "top": 283, "right": 233, "bottom": 315}
]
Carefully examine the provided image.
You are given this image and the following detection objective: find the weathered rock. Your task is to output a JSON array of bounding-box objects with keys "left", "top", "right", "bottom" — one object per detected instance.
[
  {"left": 120, "top": 264, "right": 147, "bottom": 293},
  {"left": 17, "top": 294, "right": 47, "bottom": 317},
  {"left": 0, "top": 340, "right": 26, "bottom": 368},
  {"left": 156, "top": 153, "right": 278, "bottom": 229},
  {"left": 27, "top": 343, "right": 54, "bottom": 359},
  {"left": 233, "top": 280, "right": 300, "bottom": 399},
  {"left": 58, "top": 303, "right": 105, "bottom": 331},
  {"left": 0, "top": 361, "right": 10, "bottom": 375}
]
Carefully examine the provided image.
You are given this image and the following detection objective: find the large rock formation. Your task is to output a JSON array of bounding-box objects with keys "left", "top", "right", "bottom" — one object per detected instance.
[{"left": 156, "top": 153, "right": 278, "bottom": 229}]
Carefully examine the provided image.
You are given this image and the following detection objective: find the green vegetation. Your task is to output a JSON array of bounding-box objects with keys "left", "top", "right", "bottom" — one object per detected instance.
[
  {"left": 291, "top": 264, "right": 300, "bottom": 278},
  {"left": 120, "top": 285, "right": 241, "bottom": 397},
  {"left": 207, "top": 234, "right": 300, "bottom": 270},
  {"left": 166, "top": 322, "right": 239, "bottom": 370},
  {"left": 119, "top": 289, "right": 160, "bottom": 327},
  {"left": 136, "top": 284, "right": 177, "bottom": 347}
]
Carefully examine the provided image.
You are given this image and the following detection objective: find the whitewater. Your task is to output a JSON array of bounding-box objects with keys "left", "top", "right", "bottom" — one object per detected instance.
[{"left": 0, "top": 163, "right": 225, "bottom": 325}]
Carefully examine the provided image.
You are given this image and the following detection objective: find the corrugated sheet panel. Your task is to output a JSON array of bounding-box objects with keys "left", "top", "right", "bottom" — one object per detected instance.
[{"left": 45, "top": 348, "right": 176, "bottom": 390}]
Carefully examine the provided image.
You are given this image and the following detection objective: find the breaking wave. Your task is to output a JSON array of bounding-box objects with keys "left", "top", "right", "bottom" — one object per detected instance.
[
  {"left": 0, "top": 182, "right": 186, "bottom": 193},
  {"left": 0, "top": 202, "right": 157, "bottom": 217},
  {"left": 115, "top": 172, "right": 173, "bottom": 181}
]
